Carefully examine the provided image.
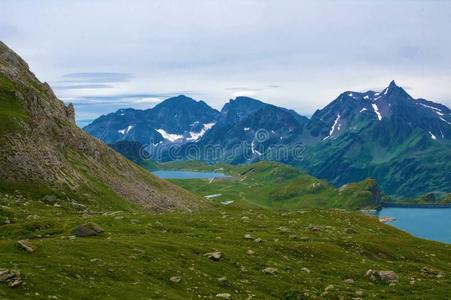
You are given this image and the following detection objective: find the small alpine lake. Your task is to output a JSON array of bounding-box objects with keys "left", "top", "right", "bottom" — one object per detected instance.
[
  {"left": 152, "top": 170, "right": 229, "bottom": 179},
  {"left": 378, "top": 207, "right": 451, "bottom": 244}
]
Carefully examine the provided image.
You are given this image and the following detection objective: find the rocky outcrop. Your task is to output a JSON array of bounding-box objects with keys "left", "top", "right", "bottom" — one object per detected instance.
[{"left": 0, "top": 41, "right": 204, "bottom": 212}]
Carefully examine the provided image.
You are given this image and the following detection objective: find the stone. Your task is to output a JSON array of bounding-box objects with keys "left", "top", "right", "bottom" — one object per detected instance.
[
  {"left": 366, "top": 269, "right": 398, "bottom": 283},
  {"left": 325, "top": 284, "right": 334, "bottom": 291},
  {"left": 378, "top": 271, "right": 399, "bottom": 283},
  {"left": 262, "top": 267, "right": 278, "bottom": 275},
  {"left": 244, "top": 234, "right": 253, "bottom": 239},
  {"left": 345, "top": 228, "right": 357, "bottom": 234},
  {"left": 253, "top": 238, "right": 262, "bottom": 243},
  {"left": 308, "top": 224, "right": 321, "bottom": 232},
  {"left": 355, "top": 290, "right": 364, "bottom": 296},
  {"left": 72, "top": 202, "right": 87, "bottom": 211},
  {"left": 216, "top": 293, "right": 231, "bottom": 299},
  {"left": 344, "top": 278, "right": 354, "bottom": 284},
  {"left": 0, "top": 269, "right": 22, "bottom": 288},
  {"left": 217, "top": 276, "right": 227, "bottom": 282},
  {"left": 71, "top": 223, "right": 104, "bottom": 237},
  {"left": 246, "top": 249, "right": 255, "bottom": 255},
  {"left": 41, "top": 195, "right": 57, "bottom": 204},
  {"left": 421, "top": 266, "right": 439, "bottom": 277},
  {"left": 17, "top": 239, "right": 36, "bottom": 253},
  {"left": 301, "top": 267, "right": 311, "bottom": 273},
  {"left": 205, "top": 251, "right": 222, "bottom": 261},
  {"left": 170, "top": 276, "right": 181, "bottom": 283}
]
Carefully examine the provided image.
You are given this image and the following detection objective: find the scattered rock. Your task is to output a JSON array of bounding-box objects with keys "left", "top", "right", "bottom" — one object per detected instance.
[
  {"left": 344, "top": 278, "right": 354, "bottom": 284},
  {"left": 301, "top": 267, "right": 311, "bottom": 273},
  {"left": 308, "top": 224, "right": 321, "bottom": 232},
  {"left": 41, "top": 195, "right": 57, "bottom": 204},
  {"left": 0, "top": 269, "right": 22, "bottom": 288},
  {"left": 72, "top": 202, "right": 87, "bottom": 211},
  {"left": 324, "top": 284, "right": 334, "bottom": 291},
  {"left": 253, "top": 238, "right": 262, "bottom": 243},
  {"left": 17, "top": 239, "right": 36, "bottom": 253},
  {"left": 244, "top": 234, "right": 253, "bottom": 240},
  {"left": 355, "top": 290, "right": 364, "bottom": 296},
  {"left": 345, "top": 228, "right": 357, "bottom": 234},
  {"left": 246, "top": 249, "right": 255, "bottom": 255},
  {"left": 262, "top": 267, "right": 278, "bottom": 275},
  {"left": 378, "top": 271, "right": 399, "bottom": 283},
  {"left": 421, "top": 266, "right": 440, "bottom": 277},
  {"left": 169, "top": 276, "right": 181, "bottom": 283},
  {"left": 366, "top": 269, "right": 398, "bottom": 283},
  {"left": 217, "top": 276, "right": 227, "bottom": 282},
  {"left": 205, "top": 251, "right": 222, "bottom": 261},
  {"left": 216, "top": 293, "right": 231, "bottom": 299},
  {"left": 277, "top": 226, "right": 290, "bottom": 233},
  {"left": 71, "top": 223, "right": 104, "bottom": 237}
]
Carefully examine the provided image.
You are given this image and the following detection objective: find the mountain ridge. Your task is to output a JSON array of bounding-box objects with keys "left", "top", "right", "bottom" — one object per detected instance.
[{"left": 0, "top": 41, "right": 203, "bottom": 212}]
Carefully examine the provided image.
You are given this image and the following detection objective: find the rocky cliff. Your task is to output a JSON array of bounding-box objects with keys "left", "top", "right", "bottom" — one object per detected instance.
[{"left": 0, "top": 41, "right": 203, "bottom": 212}]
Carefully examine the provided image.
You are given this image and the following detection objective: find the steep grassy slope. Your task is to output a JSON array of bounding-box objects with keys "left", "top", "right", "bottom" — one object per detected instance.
[
  {"left": 0, "top": 41, "right": 203, "bottom": 212},
  {"left": 158, "top": 161, "right": 383, "bottom": 210},
  {"left": 1, "top": 191, "right": 450, "bottom": 299}
]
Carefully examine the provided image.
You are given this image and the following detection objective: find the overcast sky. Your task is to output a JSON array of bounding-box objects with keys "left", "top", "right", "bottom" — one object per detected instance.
[{"left": 1, "top": 0, "right": 451, "bottom": 122}]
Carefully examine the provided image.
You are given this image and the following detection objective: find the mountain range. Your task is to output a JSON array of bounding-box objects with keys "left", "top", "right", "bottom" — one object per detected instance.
[{"left": 85, "top": 81, "right": 451, "bottom": 198}]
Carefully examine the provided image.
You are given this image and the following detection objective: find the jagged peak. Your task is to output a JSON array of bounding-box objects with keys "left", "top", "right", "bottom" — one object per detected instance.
[{"left": 388, "top": 80, "right": 398, "bottom": 89}]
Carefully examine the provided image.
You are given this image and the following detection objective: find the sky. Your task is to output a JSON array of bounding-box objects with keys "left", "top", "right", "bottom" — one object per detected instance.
[{"left": 1, "top": 0, "right": 451, "bottom": 123}]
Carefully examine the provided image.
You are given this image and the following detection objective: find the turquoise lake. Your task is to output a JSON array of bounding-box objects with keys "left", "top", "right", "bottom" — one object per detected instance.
[
  {"left": 378, "top": 208, "right": 451, "bottom": 244},
  {"left": 152, "top": 170, "right": 228, "bottom": 179}
]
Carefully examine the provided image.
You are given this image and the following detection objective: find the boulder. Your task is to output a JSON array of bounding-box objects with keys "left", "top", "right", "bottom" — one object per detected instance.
[
  {"left": 262, "top": 267, "right": 278, "bottom": 275},
  {"left": 41, "top": 195, "right": 57, "bottom": 204},
  {"left": 205, "top": 250, "right": 222, "bottom": 261},
  {"left": 0, "top": 269, "right": 22, "bottom": 288},
  {"left": 366, "top": 269, "right": 398, "bottom": 283},
  {"left": 17, "top": 239, "right": 36, "bottom": 253},
  {"left": 71, "top": 223, "right": 104, "bottom": 237},
  {"left": 169, "top": 275, "right": 181, "bottom": 283}
]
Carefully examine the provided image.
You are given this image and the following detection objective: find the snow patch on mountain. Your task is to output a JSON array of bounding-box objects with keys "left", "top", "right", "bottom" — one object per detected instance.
[
  {"left": 372, "top": 104, "right": 382, "bottom": 120},
  {"left": 156, "top": 129, "right": 183, "bottom": 142},
  {"left": 419, "top": 103, "right": 442, "bottom": 112},
  {"left": 187, "top": 123, "right": 216, "bottom": 141},
  {"left": 323, "top": 114, "right": 341, "bottom": 140},
  {"left": 118, "top": 125, "right": 134, "bottom": 135},
  {"left": 438, "top": 116, "right": 451, "bottom": 126},
  {"left": 429, "top": 131, "right": 437, "bottom": 140}
]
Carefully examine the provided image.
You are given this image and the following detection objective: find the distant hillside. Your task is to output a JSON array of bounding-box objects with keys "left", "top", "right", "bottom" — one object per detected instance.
[{"left": 159, "top": 160, "right": 383, "bottom": 210}]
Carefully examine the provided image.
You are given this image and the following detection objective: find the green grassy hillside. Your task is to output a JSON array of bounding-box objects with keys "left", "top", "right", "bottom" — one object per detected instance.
[
  {"left": 1, "top": 190, "right": 450, "bottom": 299},
  {"left": 159, "top": 161, "right": 382, "bottom": 210}
]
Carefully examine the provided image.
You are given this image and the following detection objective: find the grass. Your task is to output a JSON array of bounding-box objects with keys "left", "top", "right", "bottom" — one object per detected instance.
[
  {"left": 0, "top": 189, "right": 450, "bottom": 299},
  {"left": 0, "top": 75, "right": 30, "bottom": 133},
  {"left": 157, "top": 160, "right": 380, "bottom": 210}
]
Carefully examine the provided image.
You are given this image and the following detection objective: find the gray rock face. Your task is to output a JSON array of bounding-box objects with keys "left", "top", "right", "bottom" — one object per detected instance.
[
  {"left": 0, "top": 269, "right": 22, "bottom": 288},
  {"left": 17, "top": 239, "right": 36, "bottom": 253},
  {"left": 71, "top": 223, "right": 105, "bottom": 237},
  {"left": 366, "top": 269, "right": 399, "bottom": 283},
  {"left": 0, "top": 41, "right": 204, "bottom": 213},
  {"left": 204, "top": 250, "right": 222, "bottom": 261}
]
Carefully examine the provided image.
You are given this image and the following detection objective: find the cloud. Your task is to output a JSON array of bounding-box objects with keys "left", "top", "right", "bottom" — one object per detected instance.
[
  {"left": 62, "top": 90, "right": 205, "bottom": 106},
  {"left": 53, "top": 84, "right": 115, "bottom": 90},
  {"left": 61, "top": 72, "right": 132, "bottom": 83},
  {"left": 231, "top": 90, "right": 257, "bottom": 97},
  {"left": 225, "top": 87, "right": 262, "bottom": 91}
]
